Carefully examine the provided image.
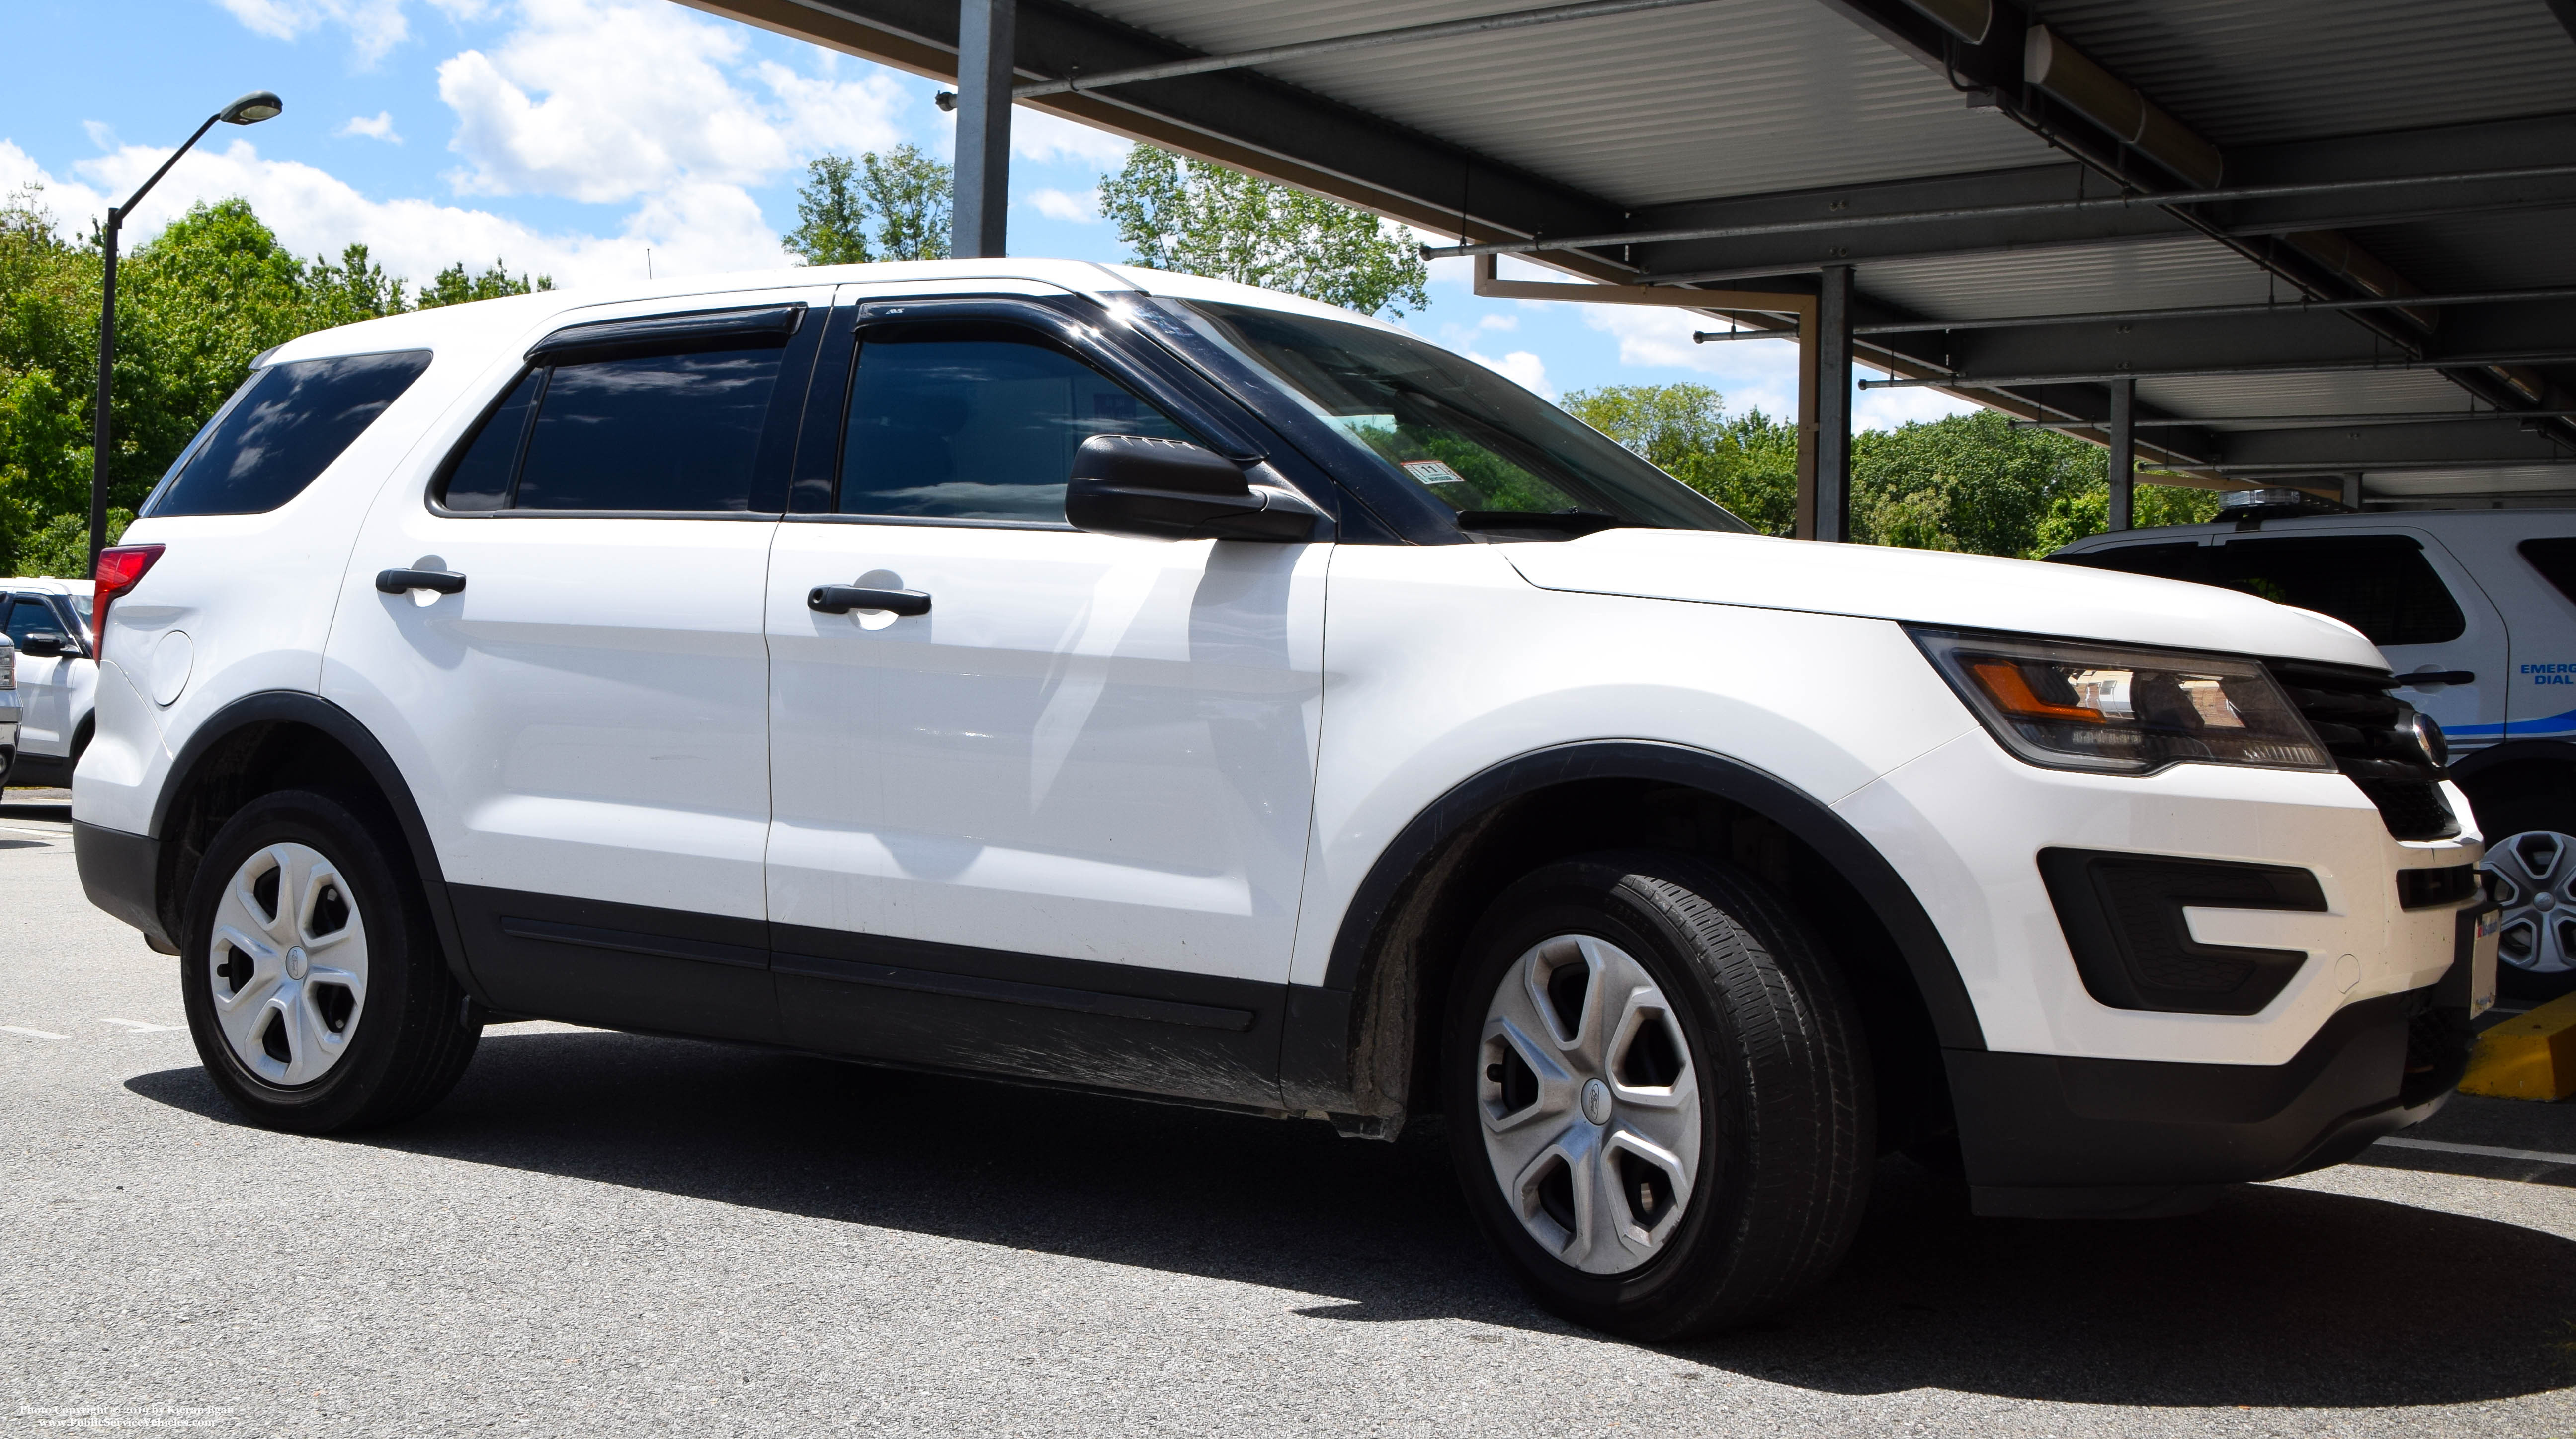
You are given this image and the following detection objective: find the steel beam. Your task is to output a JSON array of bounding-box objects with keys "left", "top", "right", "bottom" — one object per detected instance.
[
  {"left": 2211, "top": 420, "right": 2576, "bottom": 472},
  {"left": 1801, "top": 266, "right": 1855, "bottom": 543},
  {"left": 1862, "top": 351, "right": 2576, "bottom": 391},
  {"left": 951, "top": 0, "right": 1013, "bottom": 258},
  {"left": 2106, "top": 379, "right": 2133, "bottom": 532}
]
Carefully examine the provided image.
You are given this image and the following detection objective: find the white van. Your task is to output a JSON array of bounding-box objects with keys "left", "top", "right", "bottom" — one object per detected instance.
[
  {"left": 0, "top": 577, "right": 96, "bottom": 789},
  {"left": 71, "top": 260, "right": 2495, "bottom": 1338},
  {"left": 2056, "top": 505, "right": 2575, "bottom": 998}
]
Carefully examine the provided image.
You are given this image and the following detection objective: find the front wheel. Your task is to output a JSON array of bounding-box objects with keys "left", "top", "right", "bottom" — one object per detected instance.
[
  {"left": 1443, "top": 850, "right": 1873, "bottom": 1340},
  {"left": 180, "top": 789, "right": 480, "bottom": 1132}
]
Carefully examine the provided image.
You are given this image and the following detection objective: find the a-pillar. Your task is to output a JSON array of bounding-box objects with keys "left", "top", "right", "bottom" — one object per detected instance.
[
  {"left": 952, "top": 0, "right": 1015, "bottom": 259},
  {"left": 1797, "top": 265, "right": 1854, "bottom": 541},
  {"left": 2105, "top": 378, "right": 2135, "bottom": 531}
]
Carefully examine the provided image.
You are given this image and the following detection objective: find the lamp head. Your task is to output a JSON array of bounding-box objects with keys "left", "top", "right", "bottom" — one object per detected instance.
[{"left": 219, "top": 91, "right": 284, "bottom": 125}]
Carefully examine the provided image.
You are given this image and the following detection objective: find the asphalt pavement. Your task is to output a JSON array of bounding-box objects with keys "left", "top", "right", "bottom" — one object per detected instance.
[{"left": 3, "top": 788, "right": 2573, "bottom": 1437}]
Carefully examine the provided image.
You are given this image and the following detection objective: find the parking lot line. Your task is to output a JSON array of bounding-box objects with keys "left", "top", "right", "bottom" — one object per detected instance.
[
  {"left": 2374, "top": 1135, "right": 2576, "bottom": 1168},
  {"left": 0, "top": 1025, "right": 69, "bottom": 1039},
  {"left": 97, "top": 1017, "right": 181, "bottom": 1032}
]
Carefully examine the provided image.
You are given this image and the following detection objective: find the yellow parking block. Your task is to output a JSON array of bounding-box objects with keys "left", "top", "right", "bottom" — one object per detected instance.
[{"left": 2459, "top": 991, "right": 2576, "bottom": 1102}]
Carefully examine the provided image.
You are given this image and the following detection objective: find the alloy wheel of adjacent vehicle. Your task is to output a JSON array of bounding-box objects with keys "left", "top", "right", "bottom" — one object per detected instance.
[
  {"left": 181, "top": 789, "right": 481, "bottom": 1132},
  {"left": 1477, "top": 933, "right": 1701, "bottom": 1275},
  {"left": 1444, "top": 850, "right": 1873, "bottom": 1341},
  {"left": 2483, "top": 830, "right": 2576, "bottom": 987}
]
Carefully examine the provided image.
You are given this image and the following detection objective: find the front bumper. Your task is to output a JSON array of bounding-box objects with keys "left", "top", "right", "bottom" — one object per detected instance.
[{"left": 1947, "top": 988, "right": 2468, "bottom": 1216}]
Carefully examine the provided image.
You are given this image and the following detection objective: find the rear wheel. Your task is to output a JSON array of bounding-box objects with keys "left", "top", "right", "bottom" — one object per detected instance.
[
  {"left": 180, "top": 789, "right": 480, "bottom": 1131},
  {"left": 1443, "top": 850, "right": 1873, "bottom": 1339}
]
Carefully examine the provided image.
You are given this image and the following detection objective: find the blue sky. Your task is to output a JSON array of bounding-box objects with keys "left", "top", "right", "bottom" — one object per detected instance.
[{"left": 4, "top": 0, "right": 1975, "bottom": 428}]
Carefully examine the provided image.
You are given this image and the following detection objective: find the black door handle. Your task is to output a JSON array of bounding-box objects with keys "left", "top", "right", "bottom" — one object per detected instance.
[
  {"left": 2398, "top": 671, "right": 2475, "bottom": 688},
  {"left": 377, "top": 568, "right": 467, "bottom": 595},
  {"left": 808, "top": 585, "right": 930, "bottom": 617}
]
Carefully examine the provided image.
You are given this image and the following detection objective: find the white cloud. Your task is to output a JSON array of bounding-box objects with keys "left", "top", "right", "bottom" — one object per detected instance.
[
  {"left": 0, "top": 142, "right": 110, "bottom": 235},
  {"left": 1857, "top": 386, "right": 1984, "bottom": 429},
  {"left": 213, "top": 0, "right": 412, "bottom": 65},
  {"left": 1027, "top": 186, "right": 1095, "bottom": 223},
  {"left": 337, "top": 111, "right": 402, "bottom": 142},
  {"left": 1469, "top": 349, "right": 1552, "bottom": 398},
  {"left": 1477, "top": 313, "right": 1518, "bottom": 332},
  {"left": 437, "top": 0, "right": 903, "bottom": 203},
  {"left": 53, "top": 135, "right": 788, "bottom": 289},
  {"left": 1011, "top": 108, "right": 1129, "bottom": 167}
]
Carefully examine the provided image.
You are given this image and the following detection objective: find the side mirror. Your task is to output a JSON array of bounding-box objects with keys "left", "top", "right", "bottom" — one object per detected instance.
[
  {"left": 18, "top": 630, "right": 66, "bottom": 658},
  {"left": 1065, "top": 434, "right": 1327, "bottom": 543}
]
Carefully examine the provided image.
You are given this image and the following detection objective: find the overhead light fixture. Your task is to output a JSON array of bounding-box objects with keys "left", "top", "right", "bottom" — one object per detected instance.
[
  {"left": 219, "top": 90, "right": 284, "bottom": 125},
  {"left": 2024, "top": 25, "right": 2222, "bottom": 188}
]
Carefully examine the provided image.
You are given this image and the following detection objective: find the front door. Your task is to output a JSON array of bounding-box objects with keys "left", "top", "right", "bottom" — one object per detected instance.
[
  {"left": 327, "top": 290, "right": 827, "bottom": 1038},
  {"left": 763, "top": 297, "right": 1327, "bottom": 1105},
  {"left": 3, "top": 594, "right": 78, "bottom": 758}
]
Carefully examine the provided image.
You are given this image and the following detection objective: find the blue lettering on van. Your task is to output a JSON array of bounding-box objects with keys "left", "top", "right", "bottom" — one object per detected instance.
[{"left": 2526, "top": 663, "right": 2576, "bottom": 685}]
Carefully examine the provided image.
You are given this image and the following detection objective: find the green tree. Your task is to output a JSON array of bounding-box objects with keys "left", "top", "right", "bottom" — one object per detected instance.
[
  {"left": 786, "top": 145, "right": 952, "bottom": 266},
  {"left": 1097, "top": 146, "right": 1429, "bottom": 318},
  {"left": 1848, "top": 409, "right": 2222, "bottom": 557},
  {"left": 416, "top": 257, "right": 551, "bottom": 309},
  {"left": 1562, "top": 383, "right": 1797, "bottom": 535}
]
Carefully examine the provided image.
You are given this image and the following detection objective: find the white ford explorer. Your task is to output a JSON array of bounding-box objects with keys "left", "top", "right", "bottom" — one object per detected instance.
[{"left": 73, "top": 260, "right": 2499, "bottom": 1339}]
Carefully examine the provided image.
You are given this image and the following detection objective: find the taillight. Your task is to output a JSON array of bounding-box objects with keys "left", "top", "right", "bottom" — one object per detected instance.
[{"left": 92, "top": 544, "right": 164, "bottom": 665}]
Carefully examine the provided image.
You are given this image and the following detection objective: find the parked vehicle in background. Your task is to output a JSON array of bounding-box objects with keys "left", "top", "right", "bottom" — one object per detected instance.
[
  {"left": 70, "top": 261, "right": 2496, "bottom": 1340},
  {"left": 1, "top": 578, "right": 98, "bottom": 790},
  {"left": 2055, "top": 501, "right": 2576, "bottom": 998},
  {"left": 0, "top": 633, "right": 19, "bottom": 787}
]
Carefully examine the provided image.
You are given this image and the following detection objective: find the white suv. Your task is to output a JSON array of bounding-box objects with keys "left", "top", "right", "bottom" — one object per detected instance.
[
  {"left": 73, "top": 261, "right": 2497, "bottom": 1339},
  {"left": 0, "top": 577, "right": 95, "bottom": 790},
  {"left": 2055, "top": 507, "right": 2576, "bottom": 998}
]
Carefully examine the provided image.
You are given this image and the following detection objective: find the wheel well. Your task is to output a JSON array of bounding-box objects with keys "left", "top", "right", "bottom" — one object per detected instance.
[
  {"left": 156, "top": 720, "right": 396, "bottom": 943},
  {"left": 1350, "top": 777, "right": 1953, "bottom": 1153}
]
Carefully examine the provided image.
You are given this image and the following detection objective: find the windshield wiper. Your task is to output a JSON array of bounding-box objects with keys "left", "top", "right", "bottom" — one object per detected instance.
[{"left": 1453, "top": 510, "right": 1626, "bottom": 537}]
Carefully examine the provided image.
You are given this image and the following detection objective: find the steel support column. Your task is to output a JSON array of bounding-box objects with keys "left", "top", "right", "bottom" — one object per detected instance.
[
  {"left": 2106, "top": 379, "right": 2134, "bottom": 532},
  {"left": 1800, "top": 265, "right": 1854, "bottom": 542},
  {"left": 951, "top": 0, "right": 1014, "bottom": 258}
]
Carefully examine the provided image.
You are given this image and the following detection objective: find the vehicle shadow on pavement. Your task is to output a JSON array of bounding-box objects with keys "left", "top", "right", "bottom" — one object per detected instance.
[{"left": 127, "top": 1026, "right": 2576, "bottom": 1408}]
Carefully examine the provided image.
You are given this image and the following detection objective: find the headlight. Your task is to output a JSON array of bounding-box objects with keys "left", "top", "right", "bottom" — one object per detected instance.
[{"left": 1911, "top": 628, "right": 2332, "bottom": 776}]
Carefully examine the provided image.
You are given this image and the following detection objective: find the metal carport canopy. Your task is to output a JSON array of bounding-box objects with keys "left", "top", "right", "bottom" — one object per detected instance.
[{"left": 676, "top": 0, "right": 2576, "bottom": 536}]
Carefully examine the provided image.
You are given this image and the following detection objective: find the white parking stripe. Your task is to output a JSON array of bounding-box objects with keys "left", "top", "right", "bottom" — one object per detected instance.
[
  {"left": 0, "top": 1026, "right": 69, "bottom": 1039},
  {"left": 0, "top": 825, "right": 65, "bottom": 837},
  {"left": 97, "top": 1018, "right": 181, "bottom": 1033},
  {"left": 2375, "top": 1136, "right": 2576, "bottom": 1168}
]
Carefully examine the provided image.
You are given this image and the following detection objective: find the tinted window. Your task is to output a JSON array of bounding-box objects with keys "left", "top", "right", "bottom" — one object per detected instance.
[
  {"left": 5, "top": 598, "right": 67, "bottom": 647},
  {"left": 839, "top": 324, "right": 1189, "bottom": 523},
  {"left": 514, "top": 348, "right": 784, "bottom": 512},
  {"left": 439, "top": 369, "right": 541, "bottom": 512},
  {"left": 149, "top": 350, "right": 431, "bottom": 516},
  {"left": 2065, "top": 534, "right": 2465, "bottom": 647},
  {"left": 2520, "top": 537, "right": 2576, "bottom": 607}
]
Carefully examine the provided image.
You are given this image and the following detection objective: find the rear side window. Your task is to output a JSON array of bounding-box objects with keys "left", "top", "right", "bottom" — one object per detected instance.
[
  {"left": 437, "top": 324, "right": 800, "bottom": 514},
  {"left": 2065, "top": 534, "right": 2466, "bottom": 647},
  {"left": 2520, "top": 537, "right": 2576, "bottom": 606},
  {"left": 839, "top": 322, "right": 1189, "bottom": 523},
  {"left": 148, "top": 350, "right": 431, "bottom": 517}
]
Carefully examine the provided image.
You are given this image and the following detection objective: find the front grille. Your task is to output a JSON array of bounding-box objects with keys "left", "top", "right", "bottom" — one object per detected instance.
[{"left": 2269, "top": 660, "right": 2459, "bottom": 841}]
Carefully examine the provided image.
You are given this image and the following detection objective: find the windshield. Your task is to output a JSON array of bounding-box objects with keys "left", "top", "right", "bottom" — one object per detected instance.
[{"left": 1172, "top": 300, "right": 1748, "bottom": 535}]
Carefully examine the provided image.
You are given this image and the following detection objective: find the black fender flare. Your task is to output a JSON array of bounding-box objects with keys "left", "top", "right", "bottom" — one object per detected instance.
[
  {"left": 152, "top": 690, "right": 480, "bottom": 1001},
  {"left": 2449, "top": 738, "right": 2576, "bottom": 789},
  {"left": 1316, "top": 739, "right": 1988, "bottom": 1048}
]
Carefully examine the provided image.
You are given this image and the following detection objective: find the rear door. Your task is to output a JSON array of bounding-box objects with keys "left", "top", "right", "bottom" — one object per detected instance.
[
  {"left": 327, "top": 290, "right": 829, "bottom": 1039},
  {"left": 761, "top": 291, "right": 1328, "bottom": 1106}
]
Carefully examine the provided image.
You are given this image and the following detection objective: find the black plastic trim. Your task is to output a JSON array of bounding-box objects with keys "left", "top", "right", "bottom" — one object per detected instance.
[
  {"left": 2397, "top": 864, "right": 2483, "bottom": 911},
  {"left": 1317, "top": 739, "right": 1987, "bottom": 1048},
  {"left": 2038, "top": 848, "right": 2327, "bottom": 1016},
  {"left": 454, "top": 886, "right": 778, "bottom": 1043},
  {"left": 528, "top": 302, "right": 804, "bottom": 365},
  {"left": 1948, "top": 989, "right": 2436, "bottom": 1212},
  {"left": 74, "top": 821, "right": 168, "bottom": 949},
  {"left": 498, "top": 915, "right": 769, "bottom": 971},
  {"left": 773, "top": 950, "right": 1255, "bottom": 1032},
  {"left": 150, "top": 691, "right": 476, "bottom": 1001}
]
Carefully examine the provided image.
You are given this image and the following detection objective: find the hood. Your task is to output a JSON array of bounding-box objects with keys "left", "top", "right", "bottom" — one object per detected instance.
[{"left": 1506, "top": 529, "right": 2385, "bottom": 670}]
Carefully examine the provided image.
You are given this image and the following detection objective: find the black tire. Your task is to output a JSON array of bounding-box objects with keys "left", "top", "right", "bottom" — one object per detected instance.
[
  {"left": 1442, "top": 849, "right": 1873, "bottom": 1340},
  {"left": 179, "top": 789, "right": 480, "bottom": 1132},
  {"left": 2461, "top": 770, "right": 2576, "bottom": 1002}
]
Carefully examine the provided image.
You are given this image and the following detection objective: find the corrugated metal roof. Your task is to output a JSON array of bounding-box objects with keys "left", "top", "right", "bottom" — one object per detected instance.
[
  {"left": 2137, "top": 368, "right": 2466, "bottom": 419},
  {"left": 2031, "top": 0, "right": 2576, "bottom": 150},
  {"left": 2368, "top": 466, "right": 2576, "bottom": 497},
  {"left": 1859, "top": 237, "right": 2276, "bottom": 321},
  {"left": 1080, "top": 0, "right": 2053, "bottom": 206}
]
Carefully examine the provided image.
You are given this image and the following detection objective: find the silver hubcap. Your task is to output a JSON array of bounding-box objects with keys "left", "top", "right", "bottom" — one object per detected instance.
[
  {"left": 207, "top": 842, "right": 370, "bottom": 1085},
  {"left": 2485, "top": 831, "right": 2576, "bottom": 975},
  {"left": 1478, "top": 934, "right": 1702, "bottom": 1276}
]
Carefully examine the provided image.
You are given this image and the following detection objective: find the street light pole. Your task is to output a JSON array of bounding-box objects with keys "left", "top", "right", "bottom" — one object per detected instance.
[{"left": 88, "top": 91, "right": 282, "bottom": 575}]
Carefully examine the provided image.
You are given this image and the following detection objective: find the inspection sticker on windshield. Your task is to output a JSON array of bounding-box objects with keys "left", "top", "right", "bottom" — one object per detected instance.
[{"left": 1401, "top": 459, "right": 1465, "bottom": 485}]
